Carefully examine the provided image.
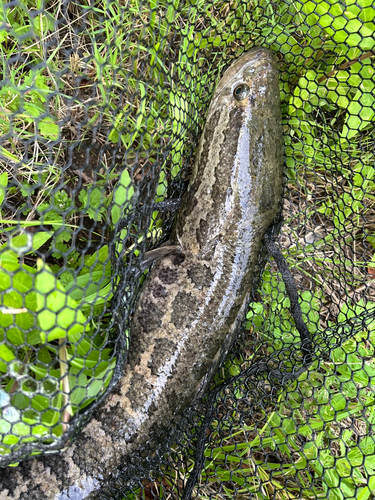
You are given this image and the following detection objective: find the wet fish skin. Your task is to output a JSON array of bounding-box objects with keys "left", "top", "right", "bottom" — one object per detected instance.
[
  {"left": 128, "top": 48, "right": 284, "bottom": 426},
  {"left": 0, "top": 47, "right": 283, "bottom": 500}
]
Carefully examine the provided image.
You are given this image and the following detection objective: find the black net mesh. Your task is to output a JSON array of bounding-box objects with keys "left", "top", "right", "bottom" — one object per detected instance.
[{"left": 0, "top": 0, "right": 375, "bottom": 498}]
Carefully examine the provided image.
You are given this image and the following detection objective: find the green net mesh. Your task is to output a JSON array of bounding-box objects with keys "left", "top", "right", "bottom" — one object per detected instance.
[{"left": 0, "top": 0, "right": 375, "bottom": 498}]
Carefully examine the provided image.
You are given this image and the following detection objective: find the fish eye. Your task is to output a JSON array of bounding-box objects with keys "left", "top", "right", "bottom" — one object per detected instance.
[{"left": 233, "top": 83, "right": 250, "bottom": 101}]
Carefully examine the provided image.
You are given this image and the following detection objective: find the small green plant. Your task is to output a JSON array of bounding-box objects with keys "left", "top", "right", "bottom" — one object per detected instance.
[
  {"left": 157, "top": 300, "right": 375, "bottom": 500},
  {"left": 0, "top": 155, "right": 167, "bottom": 459},
  {"left": 0, "top": 228, "right": 116, "bottom": 457},
  {"left": 247, "top": 270, "right": 322, "bottom": 354},
  {"left": 0, "top": 168, "right": 123, "bottom": 457}
]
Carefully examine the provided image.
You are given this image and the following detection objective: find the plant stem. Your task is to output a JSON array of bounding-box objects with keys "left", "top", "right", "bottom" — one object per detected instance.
[
  {"left": 59, "top": 338, "right": 73, "bottom": 433},
  {"left": 318, "top": 51, "right": 375, "bottom": 84}
]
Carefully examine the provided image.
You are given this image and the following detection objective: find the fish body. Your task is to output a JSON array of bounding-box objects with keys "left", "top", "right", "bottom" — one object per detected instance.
[
  {"left": 0, "top": 47, "right": 283, "bottom": 500},
  {"left": 129, "top": 46, "right": 284, "bottom": 420}
]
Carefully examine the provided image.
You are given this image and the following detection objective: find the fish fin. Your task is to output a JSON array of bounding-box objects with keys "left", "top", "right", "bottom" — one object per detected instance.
[{"left": 140, "top": 245, "right": 182, "bottom": 271}]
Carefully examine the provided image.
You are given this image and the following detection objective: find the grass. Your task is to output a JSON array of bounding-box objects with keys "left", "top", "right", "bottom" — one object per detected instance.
[{"left": 0, "top": 0, "right": 375, "bottom": 496}]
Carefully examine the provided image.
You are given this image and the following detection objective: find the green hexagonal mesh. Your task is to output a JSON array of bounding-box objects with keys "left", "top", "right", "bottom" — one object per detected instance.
[{"left": 0, "top": 0, "right": 375, "bottom": 498}]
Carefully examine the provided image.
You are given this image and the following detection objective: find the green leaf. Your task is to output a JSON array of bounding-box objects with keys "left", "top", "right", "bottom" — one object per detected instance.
[
  {"left": 40, "top": 408, "right": 60, "bottom": 426},
  {"left": 32, "top": 10, "right": 55, "bottom": 36},
  {"left": 0, "top": 344, "right": 14, "bottom": 363},
  {"left": 79, "top": 187, "right": 107, "bottom": 221},
  {"left": 0, "top": 249, "right": 19, "bottom": 266},
  {"left": 37, "top": 346, "right": 52, "bottom": 364},
  {"left": 67, "top": 333, "right": 93, "bottom": 357},
  {"left": 23, "top": 102, "right": 43, "bottom": 118},
  {"left": 65, "top": 271, "right": 110, "bottom": 302},
  {"left": 38, "top": 118, "right": 59, "bottom": 140},
  {"left": 86, "top": 379, "right": 103, "bottom": 398},
  {"left": 82, "top": 245, "right": 110, "bottom": 275},
  {"left": 35, "top": 260, "right": 87, "bottom": 343},
  {"left": 0, "top": 172, "right": 8, "bottom": 207},
  {"left": 27, "top": 330, "right": 42, "bottom": 346},
  {"left": 360, "top": 5, "right": 375, "bottom": 22},
  {"left": 69, "top": 371, "right": 88, "bottom": 405},
  {"left": 111, "top": 169, "right": 134, "bottom": 225},
  {"left": 0, "top": 344, "right": 15, "bottom": 372},
  {"left": 31, "top": 394, "right": 50, "bottom": 412},
  {"left": 0, "top": 232, "right": 52, "bottom": 255},
  {"left": 29, "top": 232, "right": 53, "bottom": 252},
  {"left": 6, "top": 328, "right": 25, "bottom": 346},
  {"left": 341, "top": 88, "right": 375, "bottom": 139}
]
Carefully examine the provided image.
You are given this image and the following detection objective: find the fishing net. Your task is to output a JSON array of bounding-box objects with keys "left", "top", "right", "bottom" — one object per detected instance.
[{"left": 0, "top": 0, "right": 375, "bottom": 498}]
